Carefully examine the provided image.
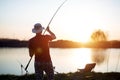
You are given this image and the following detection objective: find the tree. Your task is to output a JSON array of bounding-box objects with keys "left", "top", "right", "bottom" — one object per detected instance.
[
  {"left": 90, "top": 30, "right": 108, "bottom": 64},
  {"left": 90, "top": 29, "right": 108, "bottom": 42}
]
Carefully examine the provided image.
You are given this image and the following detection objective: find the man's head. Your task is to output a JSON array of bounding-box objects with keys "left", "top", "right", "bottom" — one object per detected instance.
[{"left": 32, "top": 23, "right": 44, "bottom": 33}]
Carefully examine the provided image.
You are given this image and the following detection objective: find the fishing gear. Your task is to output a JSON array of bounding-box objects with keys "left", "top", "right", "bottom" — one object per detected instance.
[
  {"left": 43, "top": 0, "right": 68, "bottom": 35},
  {"left": 17, "top": 60, "right": 28, "bottom": 75},
  {"left": 53, "top": 66, "right": 59, "bottom": 74},
  {"left": 25, "top": 56, "right": 33, "bottom": 71},
  {"left": 25, "top": 0, "right": 68, "bottom": 71}
]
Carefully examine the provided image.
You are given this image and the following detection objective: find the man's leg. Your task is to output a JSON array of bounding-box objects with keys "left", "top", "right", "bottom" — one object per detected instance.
[
  {"left": 45, "top": 62, "right": 54, "bottom": 80},
  {"left": 35, "top": 62, "right": 44, "bottom": 80}
]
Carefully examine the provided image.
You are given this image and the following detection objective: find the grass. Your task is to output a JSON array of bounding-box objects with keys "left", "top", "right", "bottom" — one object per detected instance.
[{"left": 0, "top": 72, "right": 120, "bottom": 80}]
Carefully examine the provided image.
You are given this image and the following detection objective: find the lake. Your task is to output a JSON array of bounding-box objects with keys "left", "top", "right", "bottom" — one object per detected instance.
[{"left": 0, "top": 48, "right": 120, "bottom": 75}]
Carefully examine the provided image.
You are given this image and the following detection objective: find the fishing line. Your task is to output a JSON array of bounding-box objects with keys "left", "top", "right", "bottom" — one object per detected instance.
[
  {"left": 107, "top": 51, "right": 110, "bottom": 72},
  {"left": 107, "top": 42, "right": 112, "bottom": 72},
  {"left": 115, "top": 50, "right": 120, "bottom": 71}
]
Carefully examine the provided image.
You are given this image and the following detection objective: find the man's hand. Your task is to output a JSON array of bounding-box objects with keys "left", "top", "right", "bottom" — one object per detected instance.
[
  {"left": 46, "top": 26, "right": 50, "bottom": 32},
  {"left": 29, "top": 49, "right": 34, "bottom": 57},
  {"left": 46, "top": 26, "right": 56, "bottom": 39},
  {"left": 30, "top": 53, "right": 33, "bottom": 58}
]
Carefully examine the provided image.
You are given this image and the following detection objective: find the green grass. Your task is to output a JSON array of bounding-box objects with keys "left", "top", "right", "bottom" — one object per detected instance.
[{"left": 0, "top": 72, "right": 120, "bottom": 80}]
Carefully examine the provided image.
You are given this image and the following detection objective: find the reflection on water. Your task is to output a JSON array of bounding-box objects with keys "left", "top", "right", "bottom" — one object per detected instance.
[
  {"left": 0, "top": 48, "right": 120, "bottom": 75},
  {"left": 91, "top": 49, "right": 107, "bottom": 65},
  {"left": 68, "top": 48, "right": 92, "bottom": 68}
]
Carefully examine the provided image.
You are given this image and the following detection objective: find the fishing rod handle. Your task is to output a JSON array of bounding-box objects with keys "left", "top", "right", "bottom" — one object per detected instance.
[{"left": 25, "top": 56, "right": 33, "bottom": 70}]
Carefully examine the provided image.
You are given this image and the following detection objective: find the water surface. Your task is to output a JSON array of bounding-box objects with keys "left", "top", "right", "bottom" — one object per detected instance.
[{"left": 0, "top": 48, "right": 120, "bottom": 75}]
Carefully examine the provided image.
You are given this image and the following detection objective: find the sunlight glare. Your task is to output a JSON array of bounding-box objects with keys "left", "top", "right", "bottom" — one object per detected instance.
[
  {"left": 52, "top": 2, "right": 108, "bottom": 42},
  {"left": 70, "top": 48, "right": 92, "bottom": 69}
]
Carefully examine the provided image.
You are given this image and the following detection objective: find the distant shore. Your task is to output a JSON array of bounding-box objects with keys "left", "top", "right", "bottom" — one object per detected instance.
[
  {"left": 0, "top": 72, "right": 120, "bottom": 80},
  {"left": 0, "top": 38, "right": 120, "bottom": 48}
]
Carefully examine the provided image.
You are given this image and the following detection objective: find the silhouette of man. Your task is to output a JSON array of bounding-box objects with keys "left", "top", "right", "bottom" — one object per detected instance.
[{"left": 28, "top": 23, "right": 56, "bottom": 80}]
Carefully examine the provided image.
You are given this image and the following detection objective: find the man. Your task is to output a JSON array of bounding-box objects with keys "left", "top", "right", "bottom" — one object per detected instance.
[{"left": 28, "top": 23, "right": 56, "bottom": 80}]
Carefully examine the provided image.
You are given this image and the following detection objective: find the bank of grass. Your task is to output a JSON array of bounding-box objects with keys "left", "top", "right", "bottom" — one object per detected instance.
[{"left": 0, "top": 72, "right": 120, "bottom": 80}]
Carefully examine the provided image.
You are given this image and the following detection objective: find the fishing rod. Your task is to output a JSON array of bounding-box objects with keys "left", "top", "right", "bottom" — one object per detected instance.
[
  {"left": 25, "top": 56, "right": 33, "bottom": 71},
  {"left": 43, "top": 0, "right": 68, "bottom": 35},
  {"left": 25, "top": 0, "right": 68, "bottom": 71}
]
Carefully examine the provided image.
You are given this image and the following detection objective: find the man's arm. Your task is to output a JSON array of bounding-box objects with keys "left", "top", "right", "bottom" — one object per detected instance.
[
  {"left": 46, "top": 26, "right": 56, "bottom": 39},
  {"left": 28, "top": 40, "right": 34, "bottom": 57},
  {"left": 29, "top": 49, "right": 34, "bottom": 57}
]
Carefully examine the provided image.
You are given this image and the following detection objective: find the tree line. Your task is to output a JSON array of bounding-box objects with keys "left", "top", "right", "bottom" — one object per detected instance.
[
  {"left": 0, "top": 38, "right": 120, "bottom": 48},
  {"left": 0, "top": 29, "right": 120, "bottom": 48}
]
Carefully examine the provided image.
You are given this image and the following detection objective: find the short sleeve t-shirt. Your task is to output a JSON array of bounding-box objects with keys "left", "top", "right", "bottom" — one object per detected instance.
[{"left": 28, "top": 35, "right": 53, "bottom": 62}]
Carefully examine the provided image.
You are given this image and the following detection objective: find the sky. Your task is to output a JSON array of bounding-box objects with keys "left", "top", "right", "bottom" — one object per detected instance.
[{"left": 0, "top": 0, "right": 120, "bottom": 42}]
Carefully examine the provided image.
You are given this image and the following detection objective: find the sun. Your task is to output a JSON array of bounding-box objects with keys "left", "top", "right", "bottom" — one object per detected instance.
[
  {"left": 77, "top": 36, "right": 90, "bottom": 43},
  {"left": 54, "top": 17, "right": 93, "bottom": 43},
  {"left": 68, "top": 29, "right": 91, "bottom": 43}
]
